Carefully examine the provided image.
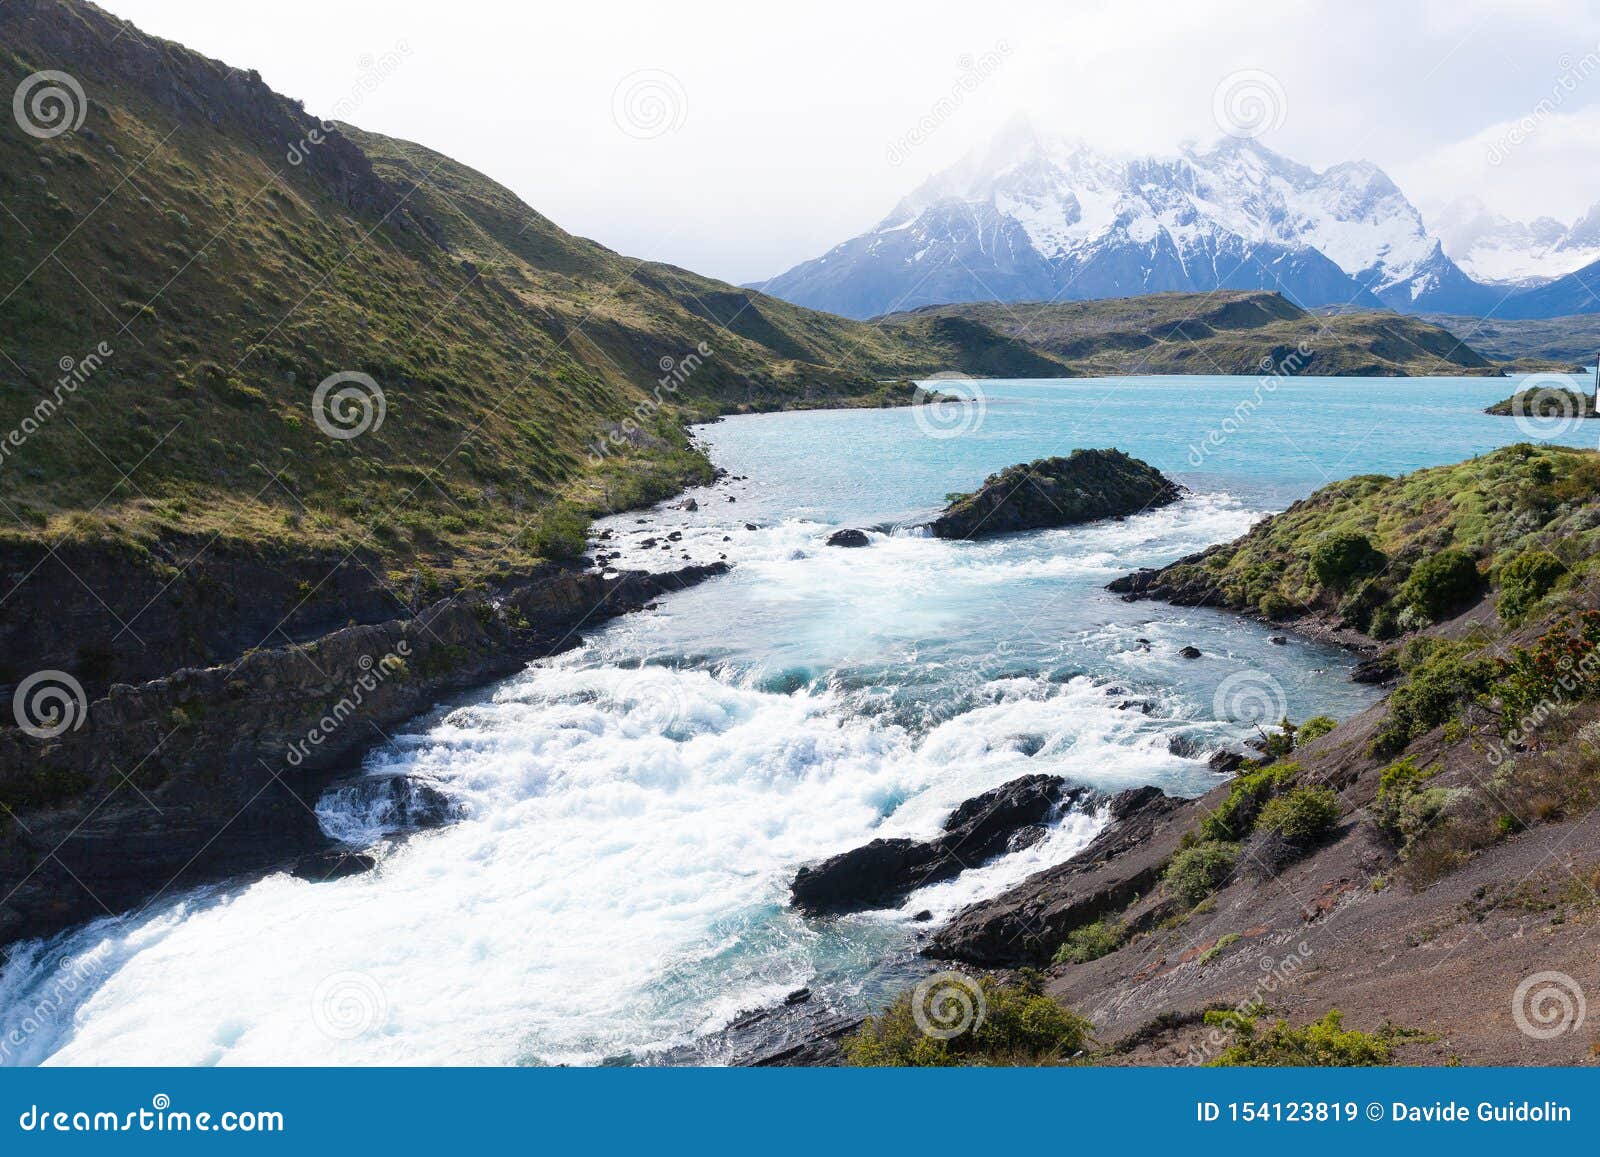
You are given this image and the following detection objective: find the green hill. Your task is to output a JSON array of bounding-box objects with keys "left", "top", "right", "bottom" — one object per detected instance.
[
  {"left": 1109, "top": 442, "right": 1600, "bottom": 642},
  {"left": 0, "top": 0, "right": 1056, "bottom": 581},
  {"left": 1422, "top": 312, "right": 1600, "bottom": 371},
  {"left": 881, "top": 292, "right": 1496, "bottom": 377}
]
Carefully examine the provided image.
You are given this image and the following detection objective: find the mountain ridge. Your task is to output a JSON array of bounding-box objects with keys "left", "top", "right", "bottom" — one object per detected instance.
[{"left": 751, "top": 126, "right": 1586, "bottom": 322}]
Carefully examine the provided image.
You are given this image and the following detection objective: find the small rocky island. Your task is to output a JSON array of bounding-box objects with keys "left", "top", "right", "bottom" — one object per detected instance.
[
  {"left": 1484, "top": 386, "right": 1597, "bottom": 417},
  {"left": 930, "top": 449, "right": 1181, "bottom": 540}
]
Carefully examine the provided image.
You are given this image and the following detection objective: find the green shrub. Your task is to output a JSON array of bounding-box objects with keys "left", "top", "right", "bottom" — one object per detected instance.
[
  {"left": 1197, "top": 931, "right": 1241, "bottom": 965},
  {"left": 1258, "top": 718, "right": 1297, "bottom": 761},
  {"left": 1309, "top": 532, "right": 1384, "bottom": 592},
  {"left": 1368, "top": 603, "right": 1398, "bottom": 640},
  {"left": 1200, "top": 762, "right": 1299, "bottom": 842},
  {"left": 1496, "top": 549, "right": 1566, "bottom": 624},
  {"left": 1258, "top": 592, "right": 1295, "bottom": 620},
  {"left": 1208, "top": 1010, "right": 1394, "bottom": 1066},
  {"left": 1296, "top": 715, "right": 1338, "bottom": 744},
  {"left": 843, "top": 976, "right": 1093, "bottom": 1067},
  {"left": 1163, "top": 840, "right": 1239, "bottom": 906},
  {"left": 1373, "top": 756, "right": 1448, "bottom": 846},
  {"left": 1494, "top": 611, "right": 1600, "bottom": 724},
  {"left": 1255, "top": 785, "right": 1341, "bottom": 842},
  {"left": 1369, "top": 642, "right": 1496, "bottom": 756},
  {"left": 1052, "top": 919, "right": 1127, "bottom": 965},
  {"left": 522, "top": 502, "right": 590, "bottom": 560},
  {"left": 1399, "top": 548, "right": 1482, "bottom": 621}
]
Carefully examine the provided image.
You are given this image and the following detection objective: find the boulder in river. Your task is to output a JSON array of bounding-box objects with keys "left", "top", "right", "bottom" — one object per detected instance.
[
  {"left": 929, "top": 449, "right": 1181, "bottom": 540},
  {"left": 1207, "top": 749, "right": 1246, "bottom": 774},
  {"left": 825, "top": 529, "right": 870, "bottom": 548},
  {"left": 318, "top": 774, "right": 460, "bottom": 843},
  {"left": 790, "top": 774, "right": 1089, "bottom": 915},
  {"left": 1177, "top": 645, "right": 1202, "bottom": 659},
  {"left": 290, "top": 849, "right": 377, "bottom": 881}
]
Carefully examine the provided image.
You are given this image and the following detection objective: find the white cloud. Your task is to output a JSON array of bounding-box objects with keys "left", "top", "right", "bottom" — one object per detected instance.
[
  {"left": 1404, "top": 106, "right": 1600, "bottom": 230},
  {"left": 96, "top": 0, "right": 1600, "bottom": 282}
]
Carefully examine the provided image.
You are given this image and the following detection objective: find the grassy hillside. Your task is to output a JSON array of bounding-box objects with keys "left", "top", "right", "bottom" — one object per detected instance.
[
  {"left": 882, "top": 292, "right": 1497, "bottom": 376},
  {"left": 0, "top": 0, "right": 1059, "bottom": 583},
  {"left": 1422, "top": 312, "right": 1600, "bottom": 370},
  {"left": 1111, "top": 443, "right": 1600, "bottom": 642}
]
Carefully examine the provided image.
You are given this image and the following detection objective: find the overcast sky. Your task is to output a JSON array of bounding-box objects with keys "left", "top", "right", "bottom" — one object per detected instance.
[{"left": 101, "top": 0, "right": 1600, "bottom": 283}]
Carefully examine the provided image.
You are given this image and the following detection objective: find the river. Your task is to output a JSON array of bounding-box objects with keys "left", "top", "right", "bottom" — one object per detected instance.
[{"left": 2, "top": 372, "right": 1592, "bottom": 1065}]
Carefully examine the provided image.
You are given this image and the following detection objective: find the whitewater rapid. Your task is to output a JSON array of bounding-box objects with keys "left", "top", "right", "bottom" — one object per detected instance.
[{"left": 0, "top": 418, "right": 1384, "bottom": 1067}]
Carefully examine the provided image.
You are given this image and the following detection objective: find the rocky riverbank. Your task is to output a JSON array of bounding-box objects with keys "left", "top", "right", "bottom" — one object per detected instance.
[
  {"left": 762, "top": 445, "right": 1600, "bottom": 1067},
  {"left": 0, "top": 559, "right": 725, "bottom": 948}
]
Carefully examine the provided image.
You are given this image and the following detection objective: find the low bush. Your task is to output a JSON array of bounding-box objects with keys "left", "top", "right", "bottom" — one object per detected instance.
[
  {"left": 1197, "top": 932, "right": 1241, "bottom": 965},
  {"left": 1052, "top": 919, "right": 1128, "bottom": 965},
  {"left": 1399, "top": 548, "right": 1482, "bottom": 622},
  {"left": 1164, "top": 840, "right": 1240, "bottom": 906},
  {"left": 521, "top": 502, "right": 590, "bottom": 560},
  {"left": 1309, "top": 532, "right": 1384, "bottom": 592},
  {"left": 843, "top": 976, "right": 1093, "bottom": 1067},
  {"left": 1255, "top": 785, "right": 1341, "bottom": 843},
  {"left": 1296, "top": 715, "right": 1338, "bottom": 744},
  {"left": 1199, "top": 762, "right": 1299, "bottom": 842},
  {"left": 1207, "top": 1010, "right": 1395, "bottom": 1066},
  {"left": 1369, "top": 642, "right": 1496, "bottom": 756},
  {"left": 1372, "top": 756, "right": 1448, "bottom": 846},
  {"left": 1495, "top": 549, "right": 1566, "bottom": 625},
  {"left": 1495, "top": 611, "right": 1600, "bottom": 724}
]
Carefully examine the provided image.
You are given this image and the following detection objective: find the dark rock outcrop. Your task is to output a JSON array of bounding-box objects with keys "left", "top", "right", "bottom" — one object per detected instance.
[
  {"left": 1207, "top": 749, "right": 1246, "bottom": 774},
  {"left": 927, "top": 785, "right": 1187, "bottom": 965},
  {"left": 790, "top": 775, "right": 1084, "bottom": 915},
  {"left": 825, "top": 529, "right": 870, "bottom": 548},
  {"left": 317, "top": 774, "right": 459, "bottom": 836},
  {"left": 290, "top": 850, "right": 377, "bottom": 882},
  {"left": 0, "top": 561, "right": 728, "bottom": 948},
  {"left": 930, "top": 449, "right": 1181, "bottom": 540},
  {"left": 1352, "top": 652, "right": 1401, "bottom": 684},
  {"left": 1106, "top": 547, "right": 1230, "bottom": 607}
]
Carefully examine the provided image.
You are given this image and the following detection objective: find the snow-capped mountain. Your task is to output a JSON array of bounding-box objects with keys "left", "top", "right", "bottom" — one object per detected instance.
[
  {"left": 752, "top": 124, "right": 1496, "bottom": 318},
  {"left": 1432, "top": 196, "right": 1600, "bottom": 285}
]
